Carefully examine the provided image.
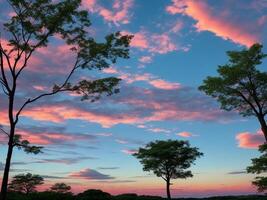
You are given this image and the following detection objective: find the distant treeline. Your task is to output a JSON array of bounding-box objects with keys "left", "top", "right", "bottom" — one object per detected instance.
[{"left": 6, "top": 190, "right": 267, "bottom": 200}]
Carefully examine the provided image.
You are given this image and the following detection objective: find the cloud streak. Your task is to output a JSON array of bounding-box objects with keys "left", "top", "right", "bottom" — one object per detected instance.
[
  {"left": 83, "top": 0, "right": 134, "bottom": 25},
  {"left": 166, "top": 0, "right": 259, "bottom": 47}
]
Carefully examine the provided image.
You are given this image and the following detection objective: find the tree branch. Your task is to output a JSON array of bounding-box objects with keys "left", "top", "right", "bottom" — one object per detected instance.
[
  {"left": 0, "top": 127, "right": 10, "bottom": 137},
  {"left": 0, "top": 38, "right": 11, "bottom": 93},
  {"left": 235, "top": 89, "right": 260, "bottom": 116},
  {"left": 14, "top": 58, "right": 79, "bottom": 124}
]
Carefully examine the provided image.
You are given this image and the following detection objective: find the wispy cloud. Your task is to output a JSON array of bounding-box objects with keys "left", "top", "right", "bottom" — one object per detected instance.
[
  {"left": 121, "top": 149, "right": 138, "bottom": 155},
  {"left": 166, "top": 0, "right": 260, "bottom": 47},
  {"left": 83, "top": 0, "right": 134, "bottom": 25},
  {"left": 177, "top": 131, "right": 196, "bottom": 138},
  {"left": 103, "top": 66, "right": 181, "bottom": 90},
  {"left": 122, "top": 30, "right": 178, "bottom": 54}
]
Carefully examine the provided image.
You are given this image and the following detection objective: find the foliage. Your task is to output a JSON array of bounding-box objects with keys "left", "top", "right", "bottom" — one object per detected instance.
[
  {"left": 199, "top": 43, "right": 267, "bottom": 117},
  {"left": 8, "top": 173, "right": 44, "bottom": 194},
  {"left": 134, "top": 140, "right": 203, "bottom": 180},
  {"left": 247, "top": 143, "right": 267, "bottom": 193},
  {"left": 13, "top": 134, "right": 43, "bottom": 154},
  {"left": 76, "top": 189, "right": 112, "bottom": 200},
  {"left": 134, "top": 140, "right": 203, "bottom": 199},
  {"left": 199, "top": 44, "right": 267, "bottom": 140},
  {"left": 50, "top": 183, "right": 71, "bottom": 194},
  {"left": 0, "top": 0, "right": 132, "bottom": 198}
]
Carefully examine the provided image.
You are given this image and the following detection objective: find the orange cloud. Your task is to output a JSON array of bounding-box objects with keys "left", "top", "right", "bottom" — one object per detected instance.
[
  {"left": 236, "top": 130, "right": 265, "bottom": 149},
  {"left": 166, "top": 0, "right": 259, "bottom": 47}
]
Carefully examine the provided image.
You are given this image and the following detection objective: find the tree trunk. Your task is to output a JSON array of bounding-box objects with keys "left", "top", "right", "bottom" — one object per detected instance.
[
  {"left": 258, "top": 115, "right": 267, "bottom": 142},
  {"left": 166, "top": 179, "right": 171, "bottom": 200},
  {"left": 1, "top": 92, "right": 15, "bottom": 200},
  {"left": 0, "top": 128, "right": 14, "bottom": 200}
]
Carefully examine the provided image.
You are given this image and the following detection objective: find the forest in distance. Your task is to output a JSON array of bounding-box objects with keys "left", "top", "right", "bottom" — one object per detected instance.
[{"left": 1, "top": 0, "right": 267, "bottom": 200}]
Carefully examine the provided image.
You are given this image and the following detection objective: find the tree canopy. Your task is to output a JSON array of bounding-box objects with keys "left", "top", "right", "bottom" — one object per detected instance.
[
  {"left": 50, "top": 183, "right": 71, "bottom": 194},
  {"left": 134, "top": 140, "right": 203, "bottom": 199},
  {"left": 247, "top": 144, "right": 267, "bottom": 193},
  {"left": 8, "top": 173, "right": 44, "bottom": 194},
  {"left": 199, "top": 44, "right": 267, "bottom": 141}
]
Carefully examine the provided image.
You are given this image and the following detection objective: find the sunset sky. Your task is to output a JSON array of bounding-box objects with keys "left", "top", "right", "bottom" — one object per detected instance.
[{"left": 1, "top": 0, "right": 267, "bottom": 198}]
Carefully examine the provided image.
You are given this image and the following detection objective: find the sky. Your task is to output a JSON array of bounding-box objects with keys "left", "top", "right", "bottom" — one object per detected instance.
[{"left": 0, "top": 0, "right": 267, "bottom": 198}]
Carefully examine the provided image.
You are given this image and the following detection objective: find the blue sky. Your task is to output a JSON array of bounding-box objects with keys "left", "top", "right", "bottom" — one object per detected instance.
[{"left": 0, "top": 0, "right": 267, "bottom": 197}]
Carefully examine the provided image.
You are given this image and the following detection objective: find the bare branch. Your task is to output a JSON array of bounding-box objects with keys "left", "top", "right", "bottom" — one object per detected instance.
[
  {"left": 0, "top": 38, "right": 11, "bottom": 93},
  {"left": 14, "top": 58, "right": 79, "bottom": 124},
  {"left": 0, "top": 127, "right": 10, "bottom": 137}
]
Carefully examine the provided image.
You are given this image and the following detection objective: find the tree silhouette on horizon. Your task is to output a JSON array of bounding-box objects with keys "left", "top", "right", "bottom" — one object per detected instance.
[
  {"left": 8, "top": 173, "right": 43, "bottom": 195},
  {"left": 133, "top": 140, "right": 203, "bottom": 200}
]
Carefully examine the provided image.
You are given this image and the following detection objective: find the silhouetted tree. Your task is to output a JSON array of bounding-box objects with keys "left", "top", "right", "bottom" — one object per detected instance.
[
  {"left": 247, "top": 144, "right": 267, "bottom": 194},
  {"left": 8, "top": 173, "right": 43, "bottom": 195},
  {"left": 76, "top": 189, "right": 112, "bottom": 200},
  {"left": 199, "top": 44, "right": 267, "bottom": 141},
  {"left": 0, "top": 0, "right": 132, "bottom": 199},
  {"left": 133, "top": 140, "right": 203, "bottom": 200},
  {"left": 50, "top": 183, "right": 71, "bottom": 194}
]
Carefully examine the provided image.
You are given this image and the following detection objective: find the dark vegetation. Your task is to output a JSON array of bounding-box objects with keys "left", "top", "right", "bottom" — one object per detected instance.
[{"left": 5, "top": 190, "right": 267, "bottom": 200}]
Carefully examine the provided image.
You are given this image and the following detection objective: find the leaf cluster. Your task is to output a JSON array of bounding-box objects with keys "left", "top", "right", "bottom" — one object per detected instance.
[{"left": 199, "top": 44, "right": 267, "bottom": 117}]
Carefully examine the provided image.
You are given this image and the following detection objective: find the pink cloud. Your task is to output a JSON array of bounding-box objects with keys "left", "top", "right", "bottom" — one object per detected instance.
[
  {"left": 33, "top": 85, "right": 47, "bottom": 91},
  {"left": 83, "top": 0, "right": 133, "bottom": 25},
  {"left": 147, "top": 128, "right": 171, "bottom": 134},
  {"left": 103, "top": 66, "right": 181, "bottom": 90},
  {"left": 21, "top": 105, "right": 143, "bottom": 128},
  {"left": 123, "top": 31, "right": 149, "bottom": 49},
  {"left": 236, "top": 130, "right": 265, "bottom": 149},
  {"left": 166, "top": 0, "right": 259, "bottom": 47},
  {"left": 177, "top": 131, "right": 193, "bottom": 138},
  {"left": 18, "top": 97, "right": 235, "bottom": 128},
  {"left": 139, "top": 56, "right": 152, "bottom": 64},
  {"left": 13, "top": 129, "right": 95, "bottom": 145},
  {"left": 0, "top": 111, "right": 9, "bottom": 126},
  {"left": 149, "top": 79, "right": 181, "bottom": 90},
  {"left": 121, "top": 149, "right": 137, "bottom": 155},
  {"left": 150, "top": 33, "right": 177, "bottom": 54},
  {"left": 122, "top": 31, "right": 177, "bottom": 54},
  {"left": 82, "top": 0, "right": 97, "bottom": 12},
  {"left": 170, "top": 21, "right": 183, "bottom": 33}
]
